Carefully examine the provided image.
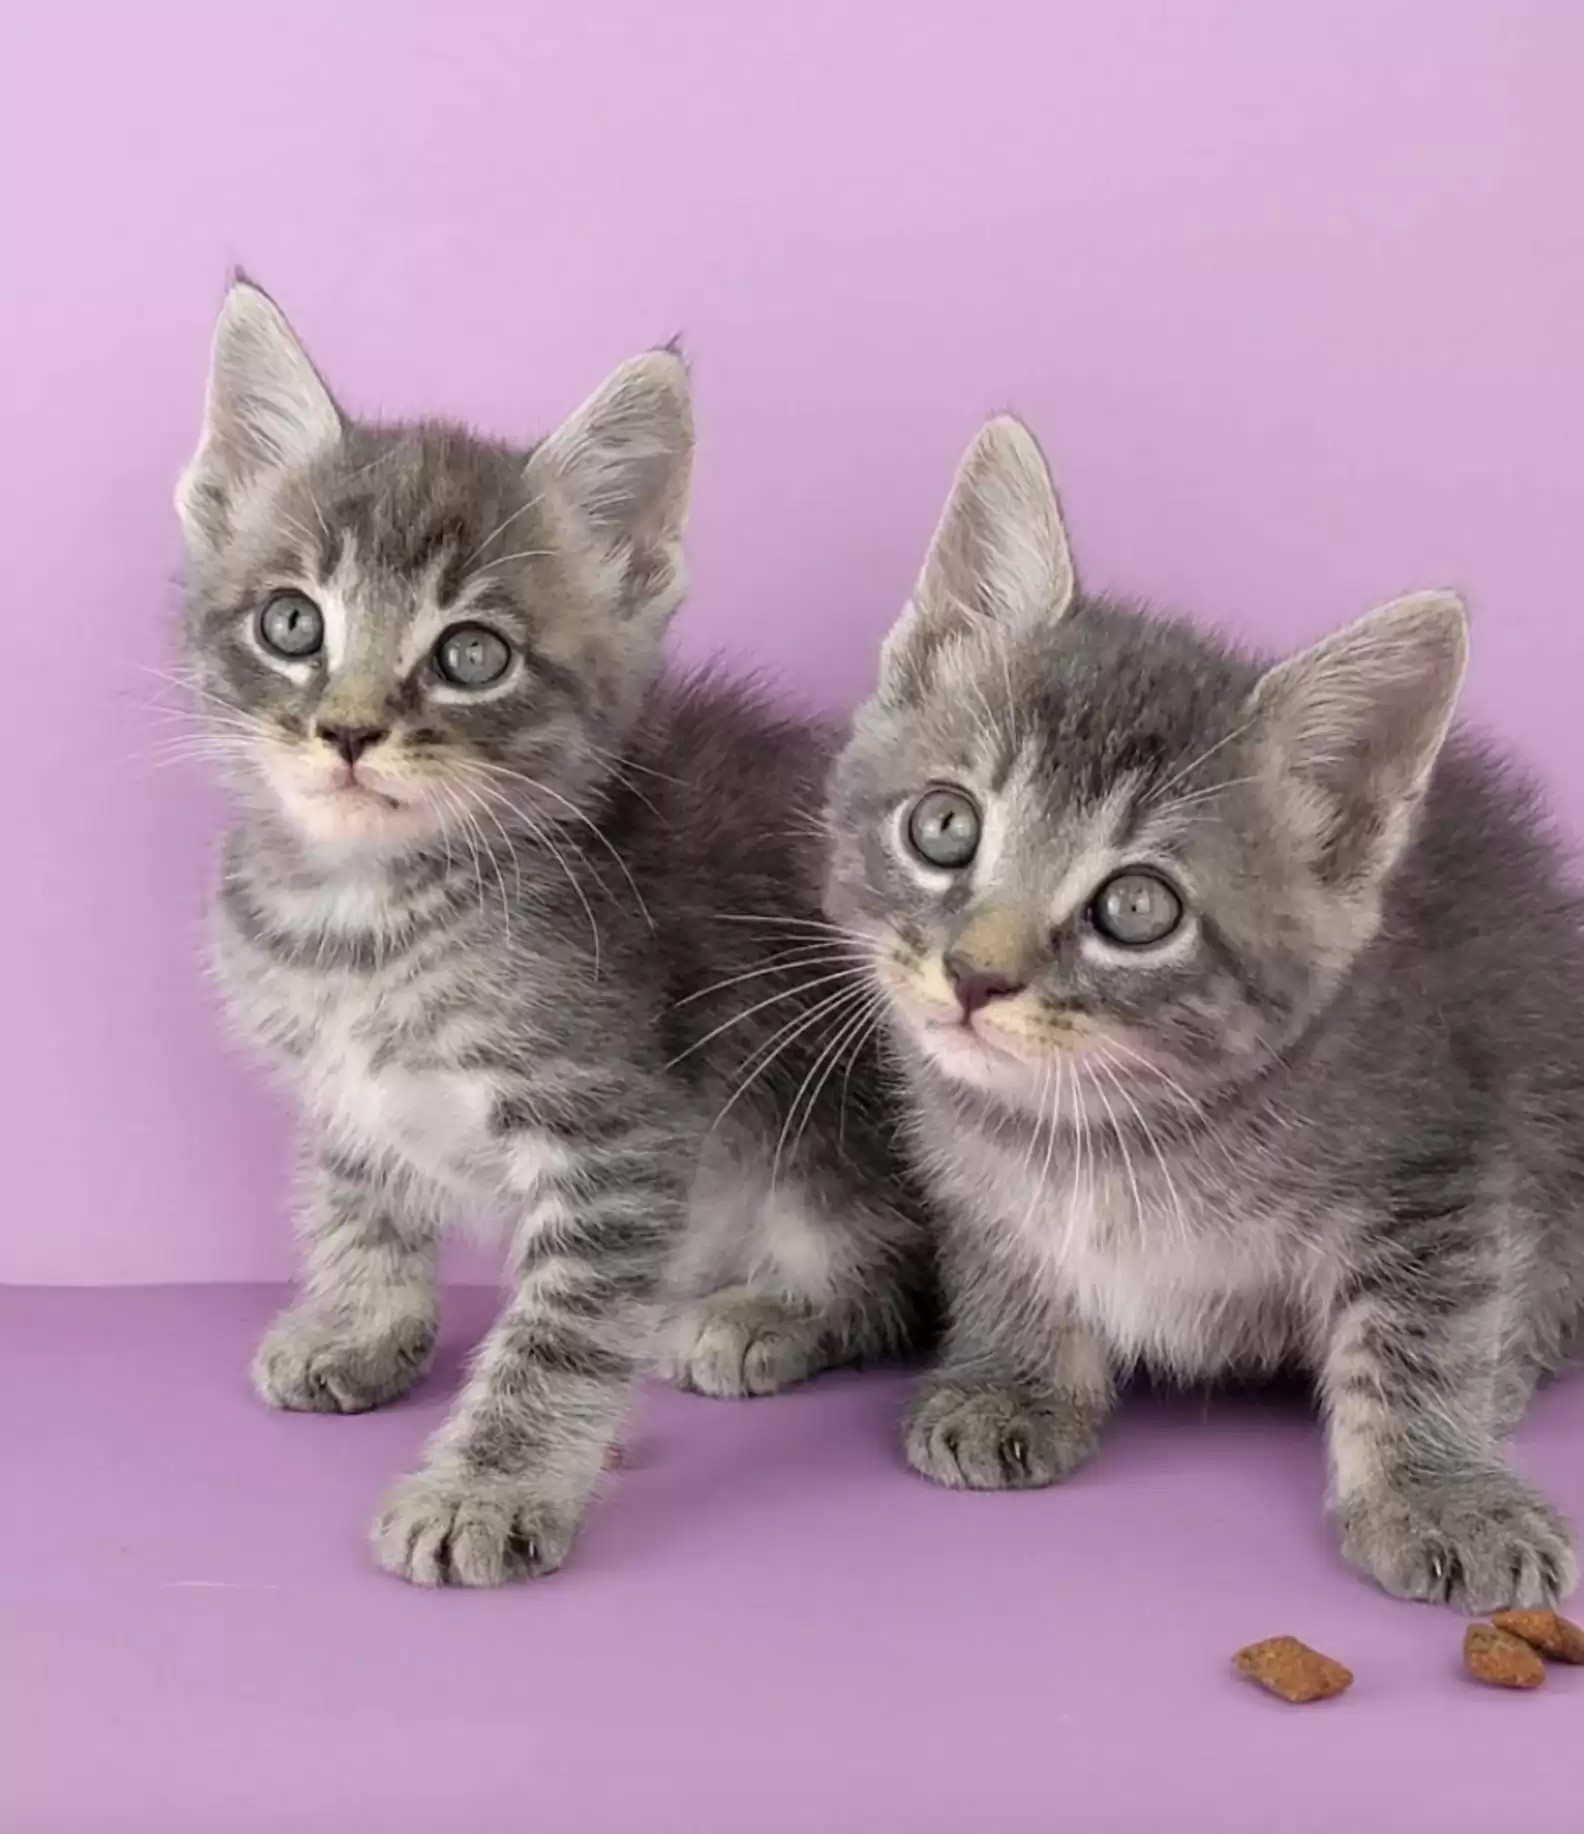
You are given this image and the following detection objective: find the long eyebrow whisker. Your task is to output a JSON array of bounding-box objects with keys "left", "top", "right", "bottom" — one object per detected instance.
[
  {"left": 1141, "top": 718, "right": 1257, "bottom": 808},
  {"left": 460, "top": 490, "right": 549, "bottom": 568}
]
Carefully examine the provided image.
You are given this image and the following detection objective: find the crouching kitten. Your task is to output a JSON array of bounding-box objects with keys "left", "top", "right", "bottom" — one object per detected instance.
[
  {"left": 824, "top": 413, "right": 1584, "bottom": 1611},
  {"left": 175, "top": 279, "right": 931, "bottom": 1585}
]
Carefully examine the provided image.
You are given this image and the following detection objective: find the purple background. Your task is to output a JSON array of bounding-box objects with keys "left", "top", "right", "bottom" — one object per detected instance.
[{"left": 4, "top": 0, "right": 1581, "bottom": 1281}]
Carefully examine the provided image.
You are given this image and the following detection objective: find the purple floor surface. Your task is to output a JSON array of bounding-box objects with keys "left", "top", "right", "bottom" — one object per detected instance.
[{"left": 5, "top": 1285, "right": 1582, "bottom": 1833}]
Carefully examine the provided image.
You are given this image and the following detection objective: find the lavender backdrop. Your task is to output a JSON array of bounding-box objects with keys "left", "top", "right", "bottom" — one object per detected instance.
[{"left": 3, "top": 1, "right": 1578, "bottom": 1283}]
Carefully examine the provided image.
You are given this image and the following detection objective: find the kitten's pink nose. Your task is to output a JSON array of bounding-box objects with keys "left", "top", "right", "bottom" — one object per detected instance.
[
  {"left": 944, "top": 956, "right": 1025, "bottom": 1016},
  {"left": 317, "top": 723, "right": 387, "bottom": 765}
]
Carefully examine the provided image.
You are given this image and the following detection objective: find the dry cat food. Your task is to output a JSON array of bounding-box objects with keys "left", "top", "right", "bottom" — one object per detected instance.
[
  {"left": 1463, "top": 1624, "right": 1546, "bottom": 1690},
  {"left": 1233, "top": 1636, "right": 1354, "bottom": 1703},
  {"left": 1491, "top": 1609, "right": 1584, "bottom": 1664},
  {"left": 1234, "top": 1608, "right": 1584, "bottom": 1703}
]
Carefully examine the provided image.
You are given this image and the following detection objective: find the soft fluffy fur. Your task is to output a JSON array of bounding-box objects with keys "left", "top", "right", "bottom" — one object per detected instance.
[
  {"left": 176, "top": 279, "right": 931, "bottom": 1586},
  {"left": 824, "top": 414, "right": 1584, "bottom": 1612}
]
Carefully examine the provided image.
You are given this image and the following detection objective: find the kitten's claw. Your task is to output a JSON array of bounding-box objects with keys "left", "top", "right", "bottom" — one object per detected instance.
[
  {"left": 903, "top": 1379, "right": 1096, "bottom": 1490},
  {"left": 252, "top": 1307, "right": 435, "bottom": 1414},
  {"left": 1336, "top": 1471, "right": 1578, "bottom": 1614},
  {"left": 371, "top": 1468, "right": 577, "bottom": 1587}
]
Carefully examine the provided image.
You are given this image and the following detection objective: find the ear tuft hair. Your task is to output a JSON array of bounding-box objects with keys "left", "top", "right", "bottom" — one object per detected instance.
[
  {"left": 880, "top": 415, "right": 1076, "bottom": 702},
  {"left": 175, "top": 278, "right": 342, "bottom": 548}
]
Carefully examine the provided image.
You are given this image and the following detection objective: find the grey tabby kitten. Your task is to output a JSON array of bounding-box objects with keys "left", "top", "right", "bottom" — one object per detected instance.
[
  {"left": 175, "top": 279, "right": 930, "bottom": 1586},
  {"left": 825, "top": 414, "right": 1584, "bottom": 1612}
]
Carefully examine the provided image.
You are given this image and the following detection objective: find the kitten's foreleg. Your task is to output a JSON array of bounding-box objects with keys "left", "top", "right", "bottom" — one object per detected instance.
[
  {"left": 903, "top": 1223, "right": 1114, "bottom": 1489},
  {"left": 661, "top": 1175, "right": 933, "bottom": 1398},
  {"left": 253, "top": 1141, "right": 441, "bottom": 1414},
  {"left": 372, "top": 1108, "right": 688, "bottom": 1586},
  {"left": 1322, "top": 1243, "right": 1576, "bottom": 1612}
]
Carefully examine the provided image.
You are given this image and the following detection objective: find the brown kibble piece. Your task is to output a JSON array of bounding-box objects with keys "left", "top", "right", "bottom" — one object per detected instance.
[
  {"left": 1233, "top": 1636, "right": 1353, "bottom": 1703},
  {"left": 1491, "top": 1609, "right": 1584, "bottom": 1664},
  {"left": 1464, "top": 1624, "right": 1546, "bottom": 1689}
]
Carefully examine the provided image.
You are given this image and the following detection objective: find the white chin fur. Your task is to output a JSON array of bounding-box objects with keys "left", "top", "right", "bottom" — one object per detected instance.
[
  {"left": 913, "top": 1020, "right": 1036, "bottom": 1094},
  {"left": 284, "top": 787, "right": 435, "bottom": 851},
  {"left": 260, "top": 751, "right": 436, "bottom": 851}
]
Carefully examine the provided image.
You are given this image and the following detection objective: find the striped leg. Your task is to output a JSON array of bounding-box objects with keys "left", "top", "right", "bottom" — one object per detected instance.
[
  {"left": 1324, "top": 1240, "right": 1576, "bottom": 1612},
  {"left": 253, "top": 1141, "right": 441, "bottom": 1415},
  {"left": 371, "top": 1106, "right": 688, "bottom": 1587}
]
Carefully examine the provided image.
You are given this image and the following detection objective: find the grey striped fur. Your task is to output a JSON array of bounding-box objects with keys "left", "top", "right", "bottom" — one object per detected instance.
[
  {"left": 824, "top": 416, "right": 1584, "bottom": 1612},
  {"left": 176, "top": 279, "right": 932, "bottom": 1586}
]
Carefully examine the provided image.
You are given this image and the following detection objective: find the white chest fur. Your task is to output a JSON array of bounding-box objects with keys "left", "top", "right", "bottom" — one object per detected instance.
[
  {"left": 950, "top": 1131, "right": 1302, "bottom": 1379},
  {"left": 1042, "top": 1184, "right": 1293, "bottom": 1376},
  {"left": 300, "top": 1005, "right": 495, "bottom": 1190},
  {"left": 213, "top": 887, "right": 549, "bottom": 1215}
]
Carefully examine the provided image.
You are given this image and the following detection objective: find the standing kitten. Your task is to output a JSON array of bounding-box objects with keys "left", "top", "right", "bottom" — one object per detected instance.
[
  {"left": 824, "top": 414, "right": 1584, "bottom": 1611},
  {"left": 176, "top": 278, "right": 930, "bottom": 1585}
]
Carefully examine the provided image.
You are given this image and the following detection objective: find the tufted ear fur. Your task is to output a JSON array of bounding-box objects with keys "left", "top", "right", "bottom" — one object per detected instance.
[
  {"left": 1247, "top": 590, "right": 1469, "bottom": 889},
  {"left": 176, "top": 276, "right": 342, "bottom": 550},
  {"left": 525, "top": 348, "right": 694, "bottom": 627},
  {"left": 880, "top": 414, "right": 1076, "bottom": 703}
]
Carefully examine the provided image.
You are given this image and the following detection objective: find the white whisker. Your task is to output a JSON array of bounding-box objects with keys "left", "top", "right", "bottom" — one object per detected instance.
[
  {"left": 468, "top": 758, "right": 654, "bottom": 932},
  {"left": 1142, "top": 718, "right": 1257, "bottom": 807},
  {"left": 670, "top": 946, "right": 875, "bottom": 1011},
  {"left": 1087, "top": 1055, "right": 1143, "bottom": 1228},
  {"left": 773, "top": 983, "right": 887, "bottom": 1182},
  {"left": 665, "top": 965, "right": 870, "bottom": 1071},
  {"left": 462, "top": 490, "right": 548, "bottom": 568},
  {"left": 1092, "top": 1046, "right": 1191, "bottom": 1252},
  {"left": 710, "top": 981, "right": 873, "bottom": 1133}
]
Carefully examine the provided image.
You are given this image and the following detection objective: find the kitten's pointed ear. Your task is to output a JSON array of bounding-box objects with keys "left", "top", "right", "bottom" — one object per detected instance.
[
  {"left": 880, "top": 416, "right": 1075, "bottom": 702},
  {"left": 1247, "top": 590, "right": 1469, "bottom": 886},
  {"left": 176, "top": 278, "right": 342, "bottom": 548},
  {"left": 525, "top": 348, "right": 694, "bottom": 626}
]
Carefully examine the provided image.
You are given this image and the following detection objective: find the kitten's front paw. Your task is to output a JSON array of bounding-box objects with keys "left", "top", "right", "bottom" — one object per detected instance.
[
  {"left": 661, "top": 1289, "right": 829, "bottom": 1398},
  {"left": 1336, "top": 1471, "right": 1577, "bottom": 1613},
  {"left": 253, "top": 1308, "right": 435, "bottom": 1415},
  {"left": 371, "top": 1468, "right": 579, "bottom": 1588},
  {"left": 903, "top": 1380, "right": 1096, "bottom": 1490}
]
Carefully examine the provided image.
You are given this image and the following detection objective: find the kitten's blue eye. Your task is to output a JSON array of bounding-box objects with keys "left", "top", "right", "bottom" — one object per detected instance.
[
  {"left": 907, "top": 787, "right": 980, "bottom": 869},
  {"left": 1090, "top": 871, "right": 1183, "bottom": 947},
  {"left": 435, "top": 623, "right": 512, "bottom": 688},
  {"left": 258, "top": 592, "right": 323, "bottom": 659}
]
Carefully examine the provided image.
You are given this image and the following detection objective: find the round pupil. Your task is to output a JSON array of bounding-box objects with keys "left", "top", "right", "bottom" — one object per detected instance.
[
  {"left": 260, "top": 594, "right": 322, "bottom": 657},
  {"left": 909, "top": 791, "right": 979, "bottom": 868},
  {"left": 1095, "top": 872, "right": 1182, "bottom": 945},
  {"left": 440, "top": 627, "right": 509, "bottom": 686}
]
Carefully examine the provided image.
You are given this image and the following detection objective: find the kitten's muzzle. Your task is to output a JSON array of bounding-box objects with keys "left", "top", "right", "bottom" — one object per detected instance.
[
  {"left": 942, "top": 906, "right": 1042, "bottom": 1019},
  {"left": 316, "top": 721, "right": 388, "bottom": 765},
  {"left": 943, "top": 953, "right": 1026, "bottom": 1017}
]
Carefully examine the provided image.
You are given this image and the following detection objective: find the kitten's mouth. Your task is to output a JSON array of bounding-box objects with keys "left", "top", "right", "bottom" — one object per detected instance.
[
  {"left": 282, "top": 765, "right": 426, "bottom": 846},
  {"left": 928, "top": 1016, "right": 1023, "bottom": 1060},
  {"left": 919, "top": 1015, "right": 1034, "bottom": 1076},
  {"left": 326, "top": 783, "right": 401, "bottom": 810},
  {"left": 314, "top": 768, "right": 403, "bottom": 811}
]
